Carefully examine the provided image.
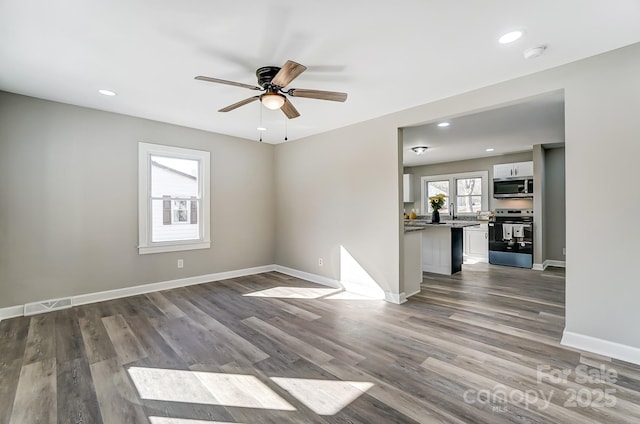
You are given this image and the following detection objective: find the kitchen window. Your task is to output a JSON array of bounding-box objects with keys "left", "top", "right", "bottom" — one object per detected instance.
[
  {"left": 421, "top": 171, "right": 488, "bottom": 217},
  {"left": 138, "top": 142, "right": 210, "bottom": 254}
]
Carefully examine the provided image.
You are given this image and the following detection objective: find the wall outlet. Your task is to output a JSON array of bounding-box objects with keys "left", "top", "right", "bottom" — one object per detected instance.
[
  {"left": 562, "top": 247, "right": 566, "bottom": 256},
  {"left": 318, "top": 258, "right": 323, "bottom": 266},
  {"left": 177, "top": 259, "right": 184, "bottom": 268}
]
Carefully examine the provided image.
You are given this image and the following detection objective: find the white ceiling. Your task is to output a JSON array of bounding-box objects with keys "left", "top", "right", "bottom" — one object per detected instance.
[
  {"left": 402, "top": 91, "right": 565, "bottom": 167},
  {"left": 1, "top": 1, "right": 639, "bottom": 145}
]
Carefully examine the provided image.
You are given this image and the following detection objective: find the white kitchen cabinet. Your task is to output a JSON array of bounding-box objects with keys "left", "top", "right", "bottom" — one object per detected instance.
[
  {"left": 464, "top": 223, "right": 488, "bottom": 263},
  {"left": 493, "top": 161, "right": 533, "bottom": 179},
  {"left": 403, "top": 174, "right": 414, "bottom": 202}
]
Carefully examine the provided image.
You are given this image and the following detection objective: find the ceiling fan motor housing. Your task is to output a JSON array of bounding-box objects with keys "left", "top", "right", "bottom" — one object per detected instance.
[{"left": 256, "top": 66, "right": 281, "bottom": 89}]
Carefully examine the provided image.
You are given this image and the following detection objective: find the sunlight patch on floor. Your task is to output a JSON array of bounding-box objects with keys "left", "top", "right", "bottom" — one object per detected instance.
[
  {"left": 128, "top": 367, "right": 295, "bottom": 410},
  {"left": 271, "top": 377, "right": 374, "bottom": 415},
  {"left": 322, "top": 291, "right": 379, "bottom": 300},
  {"left": 149, "top": 418, "right": 240, "bottom": 424},
  {"left": 243, "top": 286, "right": 342, "bottom": 299}
]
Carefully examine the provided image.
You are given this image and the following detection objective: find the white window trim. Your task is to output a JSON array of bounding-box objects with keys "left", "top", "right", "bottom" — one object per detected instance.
[
  {"left": 420, "top": 171, "right": 489, "bottom": 216},
  {"left": 138, "top": 142, "right": 211, "bottom": 254}
]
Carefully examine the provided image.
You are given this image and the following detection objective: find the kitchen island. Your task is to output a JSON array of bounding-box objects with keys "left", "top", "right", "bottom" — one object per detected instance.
[{"left": 405, "top": 220, "right": 480, "bottom": 276}]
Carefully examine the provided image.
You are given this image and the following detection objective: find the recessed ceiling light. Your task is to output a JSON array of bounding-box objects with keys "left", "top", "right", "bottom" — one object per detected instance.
[
  {"left": 437, "top": 122, "right": 450, "bottom": 127},
  {"left": 98, "top": 89, "right": 117, "bottom": 96},
  {"left": 257, "top": 127, "right": 267, "bottom": 131},
  {"left": 498, "top": 30, "right": 523, "bottom": 44},
  {"left": 486, "top": 148, "right": 495, "bottom": 152}
]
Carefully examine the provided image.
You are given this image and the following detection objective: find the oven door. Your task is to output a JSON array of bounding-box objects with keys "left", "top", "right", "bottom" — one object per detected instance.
[{"left": 488, "top": 222, "right": 533, "bottom": 254}]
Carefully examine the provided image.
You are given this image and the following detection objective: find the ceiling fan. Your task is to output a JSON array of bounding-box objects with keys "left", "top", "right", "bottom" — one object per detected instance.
[{"left": 195, "top": 60, "right": 347, "bottom": 119}]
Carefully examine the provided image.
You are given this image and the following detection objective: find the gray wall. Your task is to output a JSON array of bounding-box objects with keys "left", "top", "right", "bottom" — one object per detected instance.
[
  {"left": 403, "top": 151, "right": 534, "bottom": 214},
  {"left": 0, "top": 92, "right": 276, "bottom": 308},
  {"left": 275, "top": 120, "right": 401, "bottom": 298},
  {"left": 544, "top": 147, "right": 566, "bottom": 262}
]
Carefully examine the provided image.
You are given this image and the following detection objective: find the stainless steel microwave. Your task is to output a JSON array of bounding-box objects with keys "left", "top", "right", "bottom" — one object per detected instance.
[{"left": 493, "top": 178, "right": 533, "bottom": 198}]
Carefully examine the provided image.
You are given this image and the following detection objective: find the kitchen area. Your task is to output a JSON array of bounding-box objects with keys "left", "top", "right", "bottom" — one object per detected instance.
[{"left": 401, "top": 92, "right": 566, "bottom": 299}]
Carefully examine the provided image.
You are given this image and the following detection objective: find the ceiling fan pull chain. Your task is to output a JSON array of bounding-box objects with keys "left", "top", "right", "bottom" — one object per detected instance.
[
  {"left": 284, "top": 116, "right": 288, "bottom": 141},
  {"left": 259, "top": 103, "right": 263, "bottom": 142}
]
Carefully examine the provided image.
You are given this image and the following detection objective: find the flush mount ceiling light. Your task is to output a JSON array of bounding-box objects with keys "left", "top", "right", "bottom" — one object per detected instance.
[
  {"left": 437, "top": 122, "right": 450, "bottom": 127},
  {"left": 412, "top": 146, "right": 428, "bottom": 155},
  {"left": 98, "top": 89, "right": 116, "bottom": 96},
  {"left": 498, "top": 30, "right": 523, "bottom": 44}
]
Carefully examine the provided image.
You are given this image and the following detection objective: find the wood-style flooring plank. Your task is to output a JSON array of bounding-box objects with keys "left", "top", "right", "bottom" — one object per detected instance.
[
  {"left": 241, "top": 316, "right": 334, "bottom": 366},
  {"left": 23, "top": 313, "right": 56, "bottom": 365},
  {"left": 101, "top": 314, "right": 148, "bottom": 365},
  {"left": 2, "top": 264, "right": 640, "bottom": 423},
  {"left": 56, "top": 356, "right": 103, "bottom": 424},
  {"left": 0, "top": 317, "right": 30, "bottom": 423},
  {"left": 90, "top": 357, "right": 148, "bottom": 424},
  {"left": 78, "top": 307, "right": 118, "bottom": 365},
  {"left": 9, "top": 358, "right": 57, "bottom": 424}
]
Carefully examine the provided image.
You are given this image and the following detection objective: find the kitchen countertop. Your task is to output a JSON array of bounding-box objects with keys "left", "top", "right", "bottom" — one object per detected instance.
[{"left": 404, "top": 219, "right": 484, "bottom": 232}]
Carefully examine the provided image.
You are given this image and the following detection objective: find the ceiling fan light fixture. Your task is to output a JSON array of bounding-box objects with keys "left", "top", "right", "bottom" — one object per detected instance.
[
  {"left": 261, "top": 92, "right": 286, "bottom": 110},
  {"left": 412, "top": 146, "right": 428, "bottom": 155}
]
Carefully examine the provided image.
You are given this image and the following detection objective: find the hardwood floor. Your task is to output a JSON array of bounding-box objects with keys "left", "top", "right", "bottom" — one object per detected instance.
[{"left": 1, "top": 264, "right": 639, "bottom": 423}]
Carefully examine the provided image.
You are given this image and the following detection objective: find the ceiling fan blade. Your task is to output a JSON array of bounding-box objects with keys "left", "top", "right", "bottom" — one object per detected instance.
[
  {"left": 271, "top": 60, "right": 307, "bottom": 87},
  {"left": 288, "top": 88, "right": 347, "bottom": 102},
  {"left": 281, "top": 98, "right": 300, "bottom": 119},
  {"left": 219, "top": 96, "right": 260, "bottom": 112},
  {"left": 195, "top": 76, "right": 262, "bottom": 91}
]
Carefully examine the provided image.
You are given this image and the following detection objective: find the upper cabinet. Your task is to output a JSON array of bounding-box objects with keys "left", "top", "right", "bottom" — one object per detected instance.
[
  {"left": 493, "top": 161, "right": 533, "bottom": 179},
  {"left": 403, "top": 174, "right": 414, "bottom": 202}
]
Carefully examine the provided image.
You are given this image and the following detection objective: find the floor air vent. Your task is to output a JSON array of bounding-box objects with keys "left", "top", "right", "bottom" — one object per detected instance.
[{"left": 24, "top": 298, "right": 73, "bottom": 316}]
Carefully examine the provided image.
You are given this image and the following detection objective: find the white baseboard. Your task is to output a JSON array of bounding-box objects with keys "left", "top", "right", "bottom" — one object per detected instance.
[
  {"left": 1, "top": 263, "right": 407, "bottom": 321},
  {"left": 562, "top": 330, "right": 640, "bottom": 366},
  {"left": 544, "top": 260, "right": 566, "bottom": 268},
  {"left": 0, "top": 265, "right": 277, "bottom": 321},
  {"left": 387, "top": 291, "right": 407, "bottom": 304},
  {"left": 275, "top": 265, "right": 404, "bottom": 303},
  {"left": 533, "top": 260, "right": 567, "bottom": 271},
  {"left": 0, "top": 305, "right": 25, "bottom": 321},
  {"left": 73, "top": 264, "right": 277, "bottom": 306},
  {"left": 274, "top": 265, "right": 342, "bottom": 290}
]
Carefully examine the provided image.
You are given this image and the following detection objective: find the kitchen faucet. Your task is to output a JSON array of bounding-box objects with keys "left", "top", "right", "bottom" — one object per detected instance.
[{"left": 450, "top": 202, "right": 455, "bottom": 220}]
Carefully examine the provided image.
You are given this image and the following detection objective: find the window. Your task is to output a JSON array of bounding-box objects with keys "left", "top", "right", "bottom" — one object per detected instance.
[
  {"left": 421, "top": 171, "right": 488, "bottom": 217},
  {"left": 426, "top": 180, "right": 450, "bottom": 214},
  {"left": 138, "top": 142, "right": 210, "bottom": 254},
  {"left": 171, "top": 199, "right": 190, "bottom": 224}
]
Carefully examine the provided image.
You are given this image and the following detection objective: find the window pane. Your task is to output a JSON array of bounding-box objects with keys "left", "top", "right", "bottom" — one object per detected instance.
[
  {"left": 151, "top": 199, "right": 199, "bottom": 242},
  {"left": 456, "top": 178, "right": 482, "bottom": 195},
  {"left": 427, "top": 180, "right": 450, "bottom": 213},
  {"left": 456, "top": 195, "right": 482, "bottom": 213},
  {"left": 151, "top": 156, "right": 199, "bottom": 197}
]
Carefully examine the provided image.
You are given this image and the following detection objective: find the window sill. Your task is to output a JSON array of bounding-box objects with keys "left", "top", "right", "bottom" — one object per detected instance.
[{"left": 138, "top": 241, "right": 211, "bottom": 255}]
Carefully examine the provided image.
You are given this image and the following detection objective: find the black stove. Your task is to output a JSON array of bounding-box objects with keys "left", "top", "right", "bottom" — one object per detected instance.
[{"left": 488, "top": 209, "right": 533, "bottom": 268}]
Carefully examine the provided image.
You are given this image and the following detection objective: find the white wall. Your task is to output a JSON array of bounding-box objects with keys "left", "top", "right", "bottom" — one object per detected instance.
[{"left": 0, "top": 92, "right": 276, "bottom": 308}]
